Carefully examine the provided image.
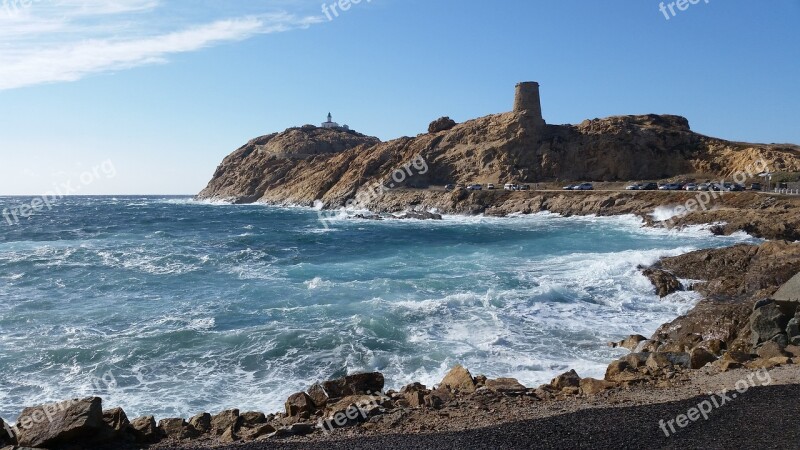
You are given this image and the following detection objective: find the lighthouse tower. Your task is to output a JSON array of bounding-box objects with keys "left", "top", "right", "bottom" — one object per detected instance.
[{"left": 513, "top": 82, "right": 546, "bottom": 128}]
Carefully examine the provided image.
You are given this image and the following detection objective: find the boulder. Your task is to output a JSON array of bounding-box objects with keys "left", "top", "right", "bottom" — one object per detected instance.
[
  {"left": 188, "top": 412, "right": 211, "bottom": 434},
  {"left": 715, "top": 360, "right": 743, "bottom": 372},
  {"left": 425, "top": 387, "right": 453, "bottom": 409},
  {"left": 787, "top": 318, "right": 800, "bottom": 342},
  {"left": 689, "top": 347, "right": 718, "bottom": 369},
  {"left": 240, "top": 412, "right": 266, "bottom": 428},
  {"left": 127, "top": 416, "right": 159, "bottom": 443},
  {"left": 750, "top": 303, "right": 790, "bottom": 346},
  {"left": 102, "top": 407, "right": 129, "bottom": 433},
  {"left": 285, "top": 392, "right": 315, "bottom": 418},
  {"left": 646, "top": 352, "right": 690, "bottom": 371},
  {"left": 0, "top": 417, "right": 13, "bottom": 445},
  {"left": 757, "top": 341, "right": 789, "bottom": 359},
  {"left": 439, "top": 365, "right": 477, "bottom": 394},
  {"left": 15, "top": 397, "right": 104, "bottom": 448},
  {"left": 428, "top": 116, "right": 457, "bottom": 134},
  {"left": 210, "top": 410, "right": 240, "bottom": 435},
  {"left": 722, "top": 350, "right": 755, "bottom": 363},
  {"left": 696, "top": 339, "right": 726, "bottom": 356},
  {"left": 579, "top": 378, "right": 615, "bottom": 395},
  {"left": 158, "top": 418, "right": 191, "bottom": 440},
  {"left": 307, "top": 383, "right": 329, "bottom": 408},
  {"left": 624, "top": 353, "right": 649, "bottom": 369},
  {"left": 322, "top": 372, "right": 385, "bottom": 399},
  {"left": 239, "top": 423, "right": 276, "bottom": 441},
  {"left": 484, "top": 378, "right": 527, "bottom": 395},
  {"left": 642, "top": 268, "right": 683, "bottom": 297},
  {"left": 784, "top": 344, "right": 800, "bottom": 358},
  {"left": 604, "top": 360, "right": 630, "bottom": 382},
  {"left": 772, "top": 272, "right": 800, "bottom": 306},
  {"left": 550, "top": 370, "right": 581, "bottom": 390},
  {"left": 618, "top": 335, "right": 648, "bottom": 351}
]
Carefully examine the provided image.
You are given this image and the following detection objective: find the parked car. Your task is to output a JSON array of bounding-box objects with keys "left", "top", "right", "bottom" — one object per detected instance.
[
  {"left": 575, "top": 183, "right": 594, "bottom": 191},
  {"left": 659, "top": 183, "right": 681, "bottom": 191},
  {"left": 562, "top": 184, "right": 576, "bottom": 191},
  {"left": 684, "top": 183, "right": 698, "bottom": 191},
  {"left": 626, "top": 183, "right": 643, "bottom": 190},
  {"left": 445, "top": 184, "right": 456, "bottom": 191},
  {"left": 697, "top": 183, "right": 710, "bottom": 191},
  {"left": 519, "top": 184, "right": 531, "bottom": 191},
  {"left": 487, "top": 183, "right": 496, "bottom": 190},
  {"left": 750, "top": 183, "right": 763, "bottom": 191},
  {"left": 467, "top": 184, "right": 483, "bottom": 191},
  {"left": 504, "top": 183, "right": 518, "bottom": 191}
]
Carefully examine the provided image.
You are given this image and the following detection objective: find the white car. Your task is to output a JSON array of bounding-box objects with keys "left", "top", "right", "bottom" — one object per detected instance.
[
  {"left": 467, "top": 184, "right": 483, "bottom": 191},
  {"left": 684, "top": 183, "right": 698, "bottom": 191},
  {"left": 504, "top": 183, "right": 518, "bottom": 191},
  {"left": 487, "top": 183, "right": 496, "bottom": 190}
]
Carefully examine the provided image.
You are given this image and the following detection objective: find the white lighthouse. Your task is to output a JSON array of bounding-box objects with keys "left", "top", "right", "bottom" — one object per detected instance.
[{"left": 321, "top": 113, "right": 349, "bottom": 130}]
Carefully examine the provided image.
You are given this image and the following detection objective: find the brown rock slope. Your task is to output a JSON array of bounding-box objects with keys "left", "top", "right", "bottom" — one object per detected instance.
[{"left": 197, "top": 111, "right": 800, "bottom": 206}]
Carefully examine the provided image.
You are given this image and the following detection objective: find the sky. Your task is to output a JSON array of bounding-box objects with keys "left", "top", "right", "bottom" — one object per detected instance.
[{"left": 0, "top": 0, "right": 798, "bottom": 195}]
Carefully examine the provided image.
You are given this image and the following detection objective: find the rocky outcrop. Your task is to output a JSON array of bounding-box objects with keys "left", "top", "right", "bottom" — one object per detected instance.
[
  {"left": 428, "top": 116, "right": 457, "bottom": 133},
  {"left": 197, "top": 98, "right": 800, "bottom": 210},
  {"left": 641, "top": 268, "right": 683, "bottom": 297}
]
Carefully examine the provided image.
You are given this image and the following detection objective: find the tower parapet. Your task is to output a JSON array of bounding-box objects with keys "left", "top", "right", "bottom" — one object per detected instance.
[{"left": 514, "top": 82, "right": 545, "bottom": 127}]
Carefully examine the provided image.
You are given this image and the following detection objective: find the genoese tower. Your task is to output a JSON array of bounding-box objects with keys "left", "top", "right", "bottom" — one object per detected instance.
[{"left": 514, "top": 81, "right": 546, "bottom": 128}]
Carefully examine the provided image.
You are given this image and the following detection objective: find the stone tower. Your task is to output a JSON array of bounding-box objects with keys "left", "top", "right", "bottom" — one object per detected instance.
[{"left": 514, "top": 82, "right": 545, "bottom": 127}]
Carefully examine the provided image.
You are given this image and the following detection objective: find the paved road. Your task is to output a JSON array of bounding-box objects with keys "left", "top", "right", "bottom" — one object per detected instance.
[{"left": 205, "top": 384, "right": 800, "bottom": 450}]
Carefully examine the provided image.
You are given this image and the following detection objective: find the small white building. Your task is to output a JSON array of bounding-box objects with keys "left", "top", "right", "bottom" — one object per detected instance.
[{"left": 321, "top": 113, "right": 349, "bottom": 130}]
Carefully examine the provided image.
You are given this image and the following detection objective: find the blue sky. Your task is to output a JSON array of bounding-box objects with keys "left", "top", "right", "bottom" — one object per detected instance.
[{"left": 0, "top": 0, "right": 798, "bottom": 195}]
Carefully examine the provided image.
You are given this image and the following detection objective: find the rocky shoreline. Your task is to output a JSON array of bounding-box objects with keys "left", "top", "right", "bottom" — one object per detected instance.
[{"left": 3, "top": 235, "right": 799, "bottom": 450}]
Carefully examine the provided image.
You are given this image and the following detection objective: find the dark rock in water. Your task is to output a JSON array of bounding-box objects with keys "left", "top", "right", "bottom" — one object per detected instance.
[
  {"left": 353, "top": 213, "right": 383, "bottom": 221},
  {"left": 642, "top": 268, "right": 683, "bottom": 297},
  {"left": 322, "top": 372, "right": 385, "bottom": 399},
  {"left": 128, "top": 416, "right": 159, "bottom": 443},
  {"left": 394, "top": 211, "right": 443, "bottom": 220},
  {"left": 550, "top": 369, "right": 581, "bottom": 390},
  {"left": 15, "top": 397, "right": 104, "bottom": 448},
  {"left": 428, "top": 116, "right": 457, "bottom": 133},
  {"left": 750, "top": 303, "right": 790, "bottom": 346}
]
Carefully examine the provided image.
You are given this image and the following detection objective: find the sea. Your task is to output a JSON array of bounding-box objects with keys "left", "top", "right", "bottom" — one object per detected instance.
[{"left": 0, "top": 196, "right": 758, "bottom": 420}]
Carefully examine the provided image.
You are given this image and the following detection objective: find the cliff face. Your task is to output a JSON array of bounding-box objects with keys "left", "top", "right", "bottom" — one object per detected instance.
[{"left": 197, "top": 111, "right": 800, "bottom": 206}]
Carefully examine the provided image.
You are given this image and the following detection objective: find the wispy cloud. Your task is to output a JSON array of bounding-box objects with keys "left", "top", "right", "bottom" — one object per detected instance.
[{"left": 0, "top": 1, "right": 323, "bottom": 90}]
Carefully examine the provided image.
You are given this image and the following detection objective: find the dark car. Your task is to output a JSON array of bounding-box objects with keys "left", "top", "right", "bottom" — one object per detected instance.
[
  {"left": 641, "top": 182, "right": 659, "bottom": 191},
  {"left": 445, "top": 184, "right": 456, "bottom": 191},
  {"left": 750, "top": 183, "right": 763, "bottom": 191}
]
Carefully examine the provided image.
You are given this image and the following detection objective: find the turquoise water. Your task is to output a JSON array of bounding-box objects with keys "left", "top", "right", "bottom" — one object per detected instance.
[{"left": 0, "top": 196, "right": 755, "bottom": 419}]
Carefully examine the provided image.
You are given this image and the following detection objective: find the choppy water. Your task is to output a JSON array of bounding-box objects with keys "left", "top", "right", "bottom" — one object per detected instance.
[{"left": 0, "top": 196, "right": 757, "bottom": 420}]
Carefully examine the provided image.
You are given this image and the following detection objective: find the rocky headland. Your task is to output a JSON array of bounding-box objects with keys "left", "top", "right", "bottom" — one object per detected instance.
[{"left": 3, "top": 85, "right": 800, "bottom": 449}]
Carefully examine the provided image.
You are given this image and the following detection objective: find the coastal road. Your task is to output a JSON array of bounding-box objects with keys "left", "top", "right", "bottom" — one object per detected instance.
[{"left": 203, "top": 384, "right": 800, "bottom": 450}]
